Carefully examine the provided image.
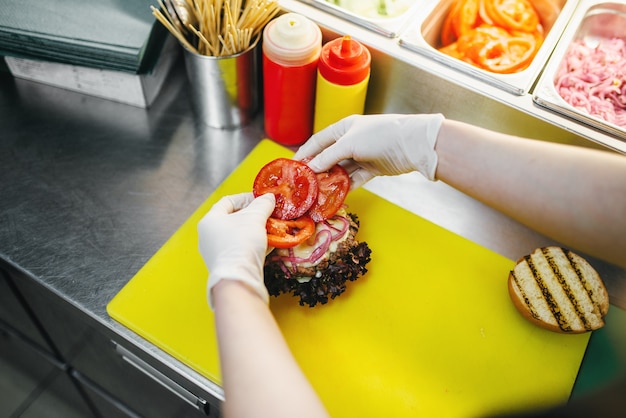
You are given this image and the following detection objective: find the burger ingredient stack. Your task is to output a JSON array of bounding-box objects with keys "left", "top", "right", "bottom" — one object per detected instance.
[{"left": 253, "top": 158, "right": 372, "bottom": 307}]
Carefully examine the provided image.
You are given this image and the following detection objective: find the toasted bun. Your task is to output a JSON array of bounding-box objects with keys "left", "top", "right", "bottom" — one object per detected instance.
[{"left": 508, "top": 246, "right": 609, "bottom": 333}]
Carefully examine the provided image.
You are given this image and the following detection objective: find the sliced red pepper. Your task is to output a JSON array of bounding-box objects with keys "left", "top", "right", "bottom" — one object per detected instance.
[
  {"left": 266, "top": 216, "right": 316, "bottom": 249},
  {"left": 452, "top": 0, "right": 481, "bottom": 38},
  {"left": 476, "top": 33, "right": 537, "bottom": 74},
  {"left": 483, "top": 0, "right": 539, "bottom": 33},
  {"left": 438, "top": 0, "right": 542, "bottom": 74}
]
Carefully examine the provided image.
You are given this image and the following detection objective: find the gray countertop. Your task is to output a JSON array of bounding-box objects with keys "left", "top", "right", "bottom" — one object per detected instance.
[
  {"left": 0, "top": 61, "right": 277, "bottom": 400},
  {"left": 2, "top": 52, "right": 625, "bottom": 409},
  {"left": 0, "top": 63, "right": 262, "bottom": 320}
]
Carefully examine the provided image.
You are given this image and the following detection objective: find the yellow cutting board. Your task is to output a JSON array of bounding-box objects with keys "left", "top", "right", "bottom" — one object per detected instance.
[{"left": 107, "top": 139, "right": 590, "bottom": 417}]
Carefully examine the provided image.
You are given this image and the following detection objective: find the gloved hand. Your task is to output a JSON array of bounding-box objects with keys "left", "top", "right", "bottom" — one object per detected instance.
[
  {"left": 294, "top": 113, "right": 445, "bottom": 189},
  {"left": 198, "top": 192, "right": 275, "bottom": 309}
]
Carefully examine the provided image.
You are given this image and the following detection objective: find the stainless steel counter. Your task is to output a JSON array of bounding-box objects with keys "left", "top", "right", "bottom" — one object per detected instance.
[
  {"left": 1, "top": 13, "right": 625, "bottom": 413},
  {"left": 0, "top": 62, "right": 265, "bottom": 405}
]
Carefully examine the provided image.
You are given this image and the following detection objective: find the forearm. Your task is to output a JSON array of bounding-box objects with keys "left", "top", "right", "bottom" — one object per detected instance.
[
  {"left": 212, "top": 280, "right": 329, "bottom": 418},
  {"left": 434, "top": 119, "right": 626, "bottom": 268}
]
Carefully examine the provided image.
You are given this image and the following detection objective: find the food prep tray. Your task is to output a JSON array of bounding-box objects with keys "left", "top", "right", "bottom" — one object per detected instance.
[
  {"left": 296, "top": 0, "right": 423, "bottom": 37},
  {"left": 532, "top": 0, "right": 626, "bottom": 141},
  {"left": 399, "top": 0, "right": 578, "bottom": 95},
  {"left": 108, "top": 139, "right": 591, "bottom": 418}
]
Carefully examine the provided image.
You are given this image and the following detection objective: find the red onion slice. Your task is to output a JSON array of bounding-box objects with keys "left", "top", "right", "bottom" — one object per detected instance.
[
  {"left": 555, "top": 37, "right": 626, "bottom": 127},
  {"left": 267, "top": 214, "right": 352, "bottom": 273}
]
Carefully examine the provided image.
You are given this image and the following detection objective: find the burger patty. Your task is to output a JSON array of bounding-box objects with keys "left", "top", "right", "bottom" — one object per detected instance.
[
  {"left": 287, "top": 214, "right": 359, "bottom": 278},
  {"left": 264, "top": 213, "right": 372, "bottom": 307}
]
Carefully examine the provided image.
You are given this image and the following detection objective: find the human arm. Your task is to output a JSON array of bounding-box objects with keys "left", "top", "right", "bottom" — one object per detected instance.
[
  {"left": 434, "top": 119, "right": 626, "bottom": 269},
  {"left": 198, "top": 193, "right": 329, "bottom": 418},
  {"left": 212, "top": 280, "right": 329, "bottom": 418},
  {"left": 295, "top": 115, "right": 626, "bottom": 269}
]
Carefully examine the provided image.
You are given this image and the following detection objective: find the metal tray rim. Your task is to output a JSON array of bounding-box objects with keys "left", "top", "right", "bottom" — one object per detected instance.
[
  {"left": 397, "top": 0, "right": 579, "bottom": 95},
  {"left": 532, "top": 0, "right": 626, "bottom": 141},
  {"left": 297, "top": 0, "right": 424, "bottom": 37}
]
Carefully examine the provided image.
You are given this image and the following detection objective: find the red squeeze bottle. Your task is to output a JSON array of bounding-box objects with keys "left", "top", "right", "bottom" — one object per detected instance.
[{"left": 262, "top": 13, "right": 322, "bottom": 146}]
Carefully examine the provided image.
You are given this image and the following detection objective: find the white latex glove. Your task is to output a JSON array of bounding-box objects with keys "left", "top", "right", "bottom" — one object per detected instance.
[
  {"left": 294, "top": 114, "right": 444, "bottom": 189},
  {"left": 198, "top": 192, "right": 276, "bottom": 309}
]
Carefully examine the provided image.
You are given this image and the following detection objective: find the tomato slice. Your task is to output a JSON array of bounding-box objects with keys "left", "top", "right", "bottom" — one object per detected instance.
[
  {"left": 266, "top": 216, "right": 315, "bottom": 248},
  {"left": 307, "top": 164, "right": 350, "bottom": 222},
  {"left": 253, "top": 158, "right": 319, "bottom": 220}
]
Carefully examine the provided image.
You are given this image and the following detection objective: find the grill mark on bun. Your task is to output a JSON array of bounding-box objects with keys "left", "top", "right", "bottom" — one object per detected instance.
[
  {"left": 525, "top": 253, "right": 572, "bottom": 331},
  {"left": 542, "top": 247, "right": 591, "bottom": 331},
  {"left": 510, "top": 262, "right": 557, "bottom": 327},
  {"left": 564, "top": 249, "right": 608, "bottom": 325},
  {"left": 566, "top": 249, "right": 599, "bottom": 312},
  {"left": 510, "top": 270, "right": 538, "bottom": 319}
]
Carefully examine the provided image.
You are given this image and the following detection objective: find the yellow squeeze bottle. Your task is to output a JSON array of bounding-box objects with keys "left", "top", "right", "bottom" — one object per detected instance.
[{"left": 313, "top": 36, "right": 371, "bottom": 133}]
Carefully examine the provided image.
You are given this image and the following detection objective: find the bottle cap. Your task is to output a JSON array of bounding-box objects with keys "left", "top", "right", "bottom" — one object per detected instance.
[
  {"left": 262, "top": 13, "right": 322, "bottom": 65},
  {"left": 318, "top": 36, "right": 371, "bottom": 85}
]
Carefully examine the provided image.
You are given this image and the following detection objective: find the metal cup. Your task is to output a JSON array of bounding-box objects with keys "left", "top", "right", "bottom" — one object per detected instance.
[{"left": 183, "top": 40, "right": 259, "bottom": 129}]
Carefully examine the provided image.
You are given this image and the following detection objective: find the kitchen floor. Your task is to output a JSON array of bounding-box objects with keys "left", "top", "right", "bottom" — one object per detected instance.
[{"left": 0, "top": 330, "right": 90, "bottom": 418}]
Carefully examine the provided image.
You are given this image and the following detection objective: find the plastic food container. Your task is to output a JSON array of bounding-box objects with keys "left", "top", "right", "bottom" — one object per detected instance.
[
  {"left": 314, "top": 36, "right": 371, "bottom": 132},
  {"left": 262, "top": 13, "right": 322, "bottom": 146},
  {"left": 296, "top": 0, "right": 421, "bottom": 37},
  {"left": 533, "top": 0, "right": 626, "bottom": 140},
  {"left": 399, "top": 0, "right": 578, "bottom": 95}
]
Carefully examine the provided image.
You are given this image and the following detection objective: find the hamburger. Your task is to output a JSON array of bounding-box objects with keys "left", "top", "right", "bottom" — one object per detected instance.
[
  {"left": 508, "top": 246, "right": 609, "bottom": 333},
  {"left": 264, "top": 208, "right": 371, "bottom": 307},
  {"left": 253, "top": 157, "right": 372, "bottom": 307}
]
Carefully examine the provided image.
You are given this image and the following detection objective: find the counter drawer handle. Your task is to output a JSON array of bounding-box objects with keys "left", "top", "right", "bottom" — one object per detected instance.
[{"left": 113, "top": 341, "right": 212, "bottom": 416}]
